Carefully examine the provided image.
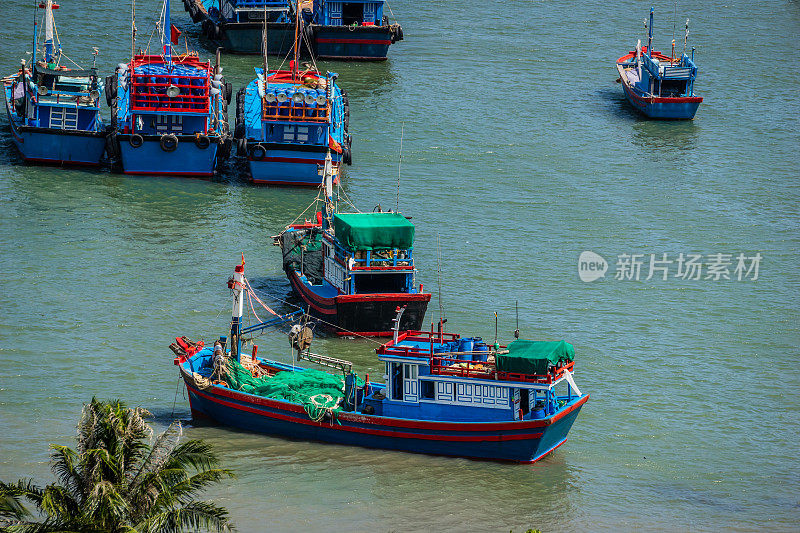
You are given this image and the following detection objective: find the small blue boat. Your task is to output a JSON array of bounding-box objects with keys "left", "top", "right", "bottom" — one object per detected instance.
[
  {"left": 173, "top": 260, "right": 587, "bottom": 463},
  {"left": 234, "top": 46, "right": 350, "bottom": 185},
  {"left": 107, "top": 0, "right": 231, "bottom": 176},
  {"left": 306, "top": 0, "right": 403, "bottom": 60},
  {"left": 274, "top": 156, "right": 431, "bottom": 334},
  {"left": 616, "top": 8, "right": 702, "bottom": 119},
  {"left": 184, "top": 0, "right": 403, "bottom": 60},
  {"left": 3, "top": 0, "right": 106, "bottom": 167}
]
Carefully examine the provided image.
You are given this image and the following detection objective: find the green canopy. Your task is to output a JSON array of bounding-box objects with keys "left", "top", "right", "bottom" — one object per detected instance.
[
  {"left": 495, "top": 340, "right": 575, "bottom": 375},
  {"left": 333, "top": 212, "right": 415, "bottom": 251}
]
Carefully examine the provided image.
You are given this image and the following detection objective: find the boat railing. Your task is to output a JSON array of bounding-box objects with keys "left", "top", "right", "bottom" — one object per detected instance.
[
  {"left": 430, "top": 356, "right": 575, "bottom": 385},
  {"left": 129, "top": 74, "right": 210, "bottom": 113},
  {"left": 262, "top": 100, "right": 330, "bottom": 122}
]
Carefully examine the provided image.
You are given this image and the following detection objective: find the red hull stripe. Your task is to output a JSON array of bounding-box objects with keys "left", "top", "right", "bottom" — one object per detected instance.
[
  {"left": 289, "top": 274, "right": 337, "bottom": 313},
  {"left": 189, "top": 384, "right": 544, "bottom": 442},
  {"left": 189, "top": 371, "right": 589, "bottom": 431},
  {"left": 251, "top": 156, "right": 327, "bottom": 165},
  {"left": 317, "top": 38, "right": 391, "bottom": 45},
  {"left": 24, "top": 157, "right": 101, "bottom": 167},
  {"left": 124, "top": 170, "right": 214, "bottom": 176},
  {"left": 336, "top": 293, "right": 432, "bottom": 303}
]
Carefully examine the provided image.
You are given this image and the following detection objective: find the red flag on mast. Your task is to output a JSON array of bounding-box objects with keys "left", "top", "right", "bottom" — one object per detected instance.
[{"left": 170, "top": 24, "right": 182, "bottom": 45}]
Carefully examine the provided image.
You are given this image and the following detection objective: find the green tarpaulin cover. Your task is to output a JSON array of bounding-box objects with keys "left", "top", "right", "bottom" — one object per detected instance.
[
  {"left": 333, "top": 212, "right": 415, "bottom": 251},
  {"left": 495, "top": 340, "right": 575, "bottom": 375}
]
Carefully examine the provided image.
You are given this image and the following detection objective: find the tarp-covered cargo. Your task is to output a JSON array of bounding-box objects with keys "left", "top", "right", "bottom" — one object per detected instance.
[
  {"left": 333, "top": 212, "right": 415, "bottom": 251},
  {"left": 495, "top": 340, "right": 575, "bottom": 375}
]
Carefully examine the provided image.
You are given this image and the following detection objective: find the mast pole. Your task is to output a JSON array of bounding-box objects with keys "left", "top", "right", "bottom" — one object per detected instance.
[
  {"left": 262, "top": 2, "right": 268, "bottom": 83},
  {"left": 131, "top": 0, "right": 137, "bottom": 59},
  {"left": 44, "top": 0, "right": 54, "bottom": 63},
  {"left": 293, "top": 0, "right": 300, "bottom": 80},
  {"left": 647, "top": 7, "right": 654, "bottom": 56},
  {"left": 164, "top": 0, "right": 172, "bottom": 65},
  {"left": 230, "top": 256, "right": 245, "bottom": 364}
]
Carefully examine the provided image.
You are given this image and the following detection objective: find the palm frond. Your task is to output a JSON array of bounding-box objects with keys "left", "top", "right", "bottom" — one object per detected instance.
[{"left": 134, "top": 501, "right": 234, "bottom": 533}]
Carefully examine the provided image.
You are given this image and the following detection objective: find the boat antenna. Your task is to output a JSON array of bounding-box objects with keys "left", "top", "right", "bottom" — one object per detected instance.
[
  {"left": 436, "top": 232, "right": 445, "bottom": 322},
  {"left": 683, "top": 18, "right": 689, "bottom": 55},
  {"left": 494, "top": 311, "right": 498, "bottom": 345},
  {"left": 396, "top": 121, "right": 404, "bottom": 213},
  {"left": 131, "top": 0, "right": 136, "bottom": 59},
  {"left": 262, "top": 2, "right": 268, "bottom": 84},
  {"left": 514, "top": 300, "right": 520, "bottom": 339}
]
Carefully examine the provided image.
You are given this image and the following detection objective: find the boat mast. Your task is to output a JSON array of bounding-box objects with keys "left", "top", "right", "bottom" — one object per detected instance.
[
  {"left": 262, "top": 2, "right": 269, "bottom": 86},
  {"left": 229, "top": 256, "right": 245, "bottom": 363},
  {"left": 647, "top": 7, "right": 653, "bottom": 56},
  {"left": 43, "top": 0, "right": 56, "bottom": 63},
  {"left": 292, "top": 0, "right": 300, "bottom": 80},
  {"left": 323, "top": 150, "right": 334, "bottom": 226},
  {"left": 164, "top": 0, "right": 172, "bottom": 65}
]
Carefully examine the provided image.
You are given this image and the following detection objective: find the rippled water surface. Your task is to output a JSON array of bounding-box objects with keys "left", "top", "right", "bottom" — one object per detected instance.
[{"left": 1, "top": 0, "right": 799, "bottom": 531}]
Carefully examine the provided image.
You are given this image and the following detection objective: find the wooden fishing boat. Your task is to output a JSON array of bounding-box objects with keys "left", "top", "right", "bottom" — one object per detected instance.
[
  {"left": 183, "top": 0, "right": 403, "bottom": 60},
  {"left": 616, "top": 8, "right": 702, "bottom": 119},
  {"left": 274, "top": 154, "right": 430, "bottom": 334},
  {"left": 182, "top": 0, "right": 298, "bottom": 57},
  {"left": 172, "top": 260, "right": 588, "bottom": 463},
  {"left": 2, "top": 0, "right": 106, "bottom": 166},
  {"left": 106, "top": 0, "right": 232, "bottom": 176},
  {"left": 233, "top": 9, "right": 350, "bottom": 185}
]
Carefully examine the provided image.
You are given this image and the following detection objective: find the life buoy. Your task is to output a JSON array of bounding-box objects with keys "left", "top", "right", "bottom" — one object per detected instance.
[
  {"left": 248, "top": 144, "right": 266, "bottom": 161},
  {"left": 160, "top": 133, "right": 179, "bottom": 152},
  {"left": 194, "top": 134, "right": 210, "bottom": 149},
  {"left": 129, "top": 133, "right": 144, "bottom": 148}
]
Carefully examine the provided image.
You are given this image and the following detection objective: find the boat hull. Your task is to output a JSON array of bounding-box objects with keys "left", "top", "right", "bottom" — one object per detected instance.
[
  {"left": 312, "top": 25, "right": 394, "bottom": 60},
  {"left": 214, "top": 22, "right": 297, "bottom": 56},
  {"left": 183, "top": 372, "right": 588, "bottom": 463},
  {"left": 621, "top": 81, "right": 702, "bottom": 119},
  {"left": 114, "top": 133, "right": 221, "bottom": 176},
  {"left": 5, "top": 87, "right": 106, "bottom": 166},
  {"left": 246, "top": 143, "right": 341, "bottom": 186},
  {"left": 286, "top": 267, "right": 430, "bottom": 335}
]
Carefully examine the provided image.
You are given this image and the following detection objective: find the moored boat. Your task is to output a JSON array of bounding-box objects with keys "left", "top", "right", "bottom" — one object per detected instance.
[
  {"left": 234, "top": 12, "right": 350, "bottom": 185},
  {"left": 616, "top": 8, "right": 702, "bottom": 119},
  {"left": 183, "top": 0, "right": 403, "bottom": 60},
  {"left": 274, "top": 155, "right": 430, "bottom": 335},
  {"left": 2, "top": 0, "right": 106, "bottom": 167},
  {"left": 182, "top": 0, "right": 299, "bottom": 57},
  {"left": 173, "top": 260, "right": 588, "bottom": 463},
  {"left": 107, "top": 0, "right": 232, "bottom": 176},
  {"left": 306, "top": 0, "right": 403, "bottom": 60}
]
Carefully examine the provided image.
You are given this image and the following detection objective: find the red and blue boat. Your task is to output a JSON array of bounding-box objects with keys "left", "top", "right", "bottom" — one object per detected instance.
[
  {"left": 107, "top": 0, "right": 232, "bottom": 176},
  {"left": 2, "top": 0, "right": 106, "bottom": 167},
  {"left": 616, "top": 8, "right": 702, "bottom": 119},
  {"left": 274, "top": 155, "right": 430, "bottom": 334},
  {"left": 183, "top": 0, "right": 402, "bottom": 60},
  {"left": 234, "top": 16, "right": 350, "bottom": 186},
  {"left": 173, "top": 260, "right": 588, "bottom": 463}
]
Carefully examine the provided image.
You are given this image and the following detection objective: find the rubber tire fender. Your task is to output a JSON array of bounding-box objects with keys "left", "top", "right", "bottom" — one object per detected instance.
[
  {"left": 249, "top": 143, "right": 266, "bottom": 161},
  {"left": 343, "top": 135, "right": 352, "bottom": 165},
  {"left": 195, "top": 134, "right": 211, "bottom": 149},
  {"left": 104, "top": 74, "right": 117, "bottom": 107},
  {"left": 129, "top": 133, "right": 144, "bottom": 148},
  {"left": 233, "top": 123, "right": 246, "bottom": 140},
  {"left": 160, "top": 133, "right": 179, "bottom": 152},
  {"left": 236, "top": 137, "right": 248, "bottom": 157},
  {"left": 224, "top": 82, "right": 233, "bottom": 104}
]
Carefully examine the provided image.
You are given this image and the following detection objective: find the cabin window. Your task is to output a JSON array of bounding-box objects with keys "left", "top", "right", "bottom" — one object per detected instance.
[
  {"left": 341, "top": 3, "right": 363, "bottom": 25},
  {"left": 354, "top": 272, "right": 408, "bottom": 294},
  {"left": 420, "top": 380, "right": 434, "bottom": 400},
  {"left": 390, "top": 362, "right": 403, "bottom": 400},
  {"left": 520, "top": 389, "right": 530, "bottom": 415}
]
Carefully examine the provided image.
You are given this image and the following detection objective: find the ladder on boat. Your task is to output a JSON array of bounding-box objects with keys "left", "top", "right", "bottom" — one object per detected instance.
[{"left": 298, "top": 351, "right": 352, "bottom": 374}]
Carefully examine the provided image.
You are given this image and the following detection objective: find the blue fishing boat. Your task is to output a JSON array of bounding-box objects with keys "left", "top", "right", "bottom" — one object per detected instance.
[
  {"left": 616, "top": 8, "right": 702, "bottom": 119},
  {"left": 182, "top": 0, "right": 298, "bottom": 57},
  {"left": 183, "top": 0, "right": 402, "bottom": 60},
  {"left": 234, "top": 24, "right": 350, "bottom": 185},
  {"left": 306, "top": 0, "right": 403, "bottom": 60},
  {"left": 2, "top": 0, "right": 106, "bottom": 167},
  {"left": 173, "top": 260, "right": 587, "bottom": 463},
  {"left": 274, "top": 155, "right": 430, "bottom": 334},
  {"left": 107, "top": 0, "right": 232, "bottom": 176}
]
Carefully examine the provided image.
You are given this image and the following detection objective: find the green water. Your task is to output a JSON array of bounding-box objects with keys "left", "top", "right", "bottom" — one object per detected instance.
[{"left": 1, "top": 0, "right": 799, "bottom": 531}]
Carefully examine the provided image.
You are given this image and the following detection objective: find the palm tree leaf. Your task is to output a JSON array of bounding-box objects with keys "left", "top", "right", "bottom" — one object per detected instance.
[{"left": 134, "top": 501, "right": 233, "bottom": 533}]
